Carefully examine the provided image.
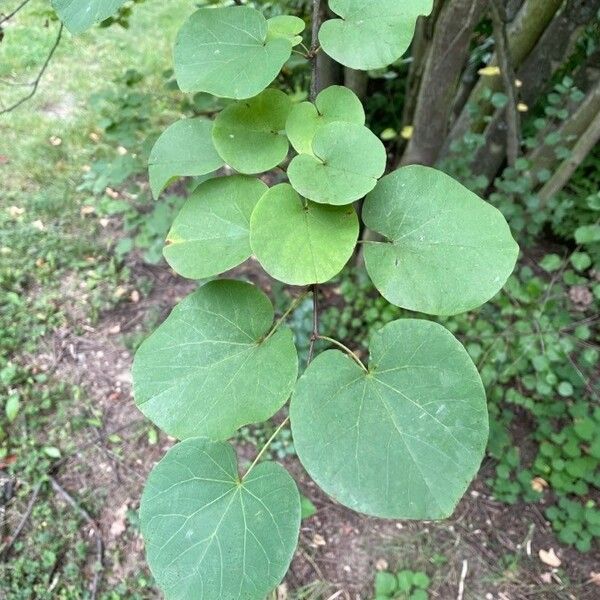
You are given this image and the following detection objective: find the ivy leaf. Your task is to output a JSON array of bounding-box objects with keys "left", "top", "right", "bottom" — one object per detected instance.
[
  {"left": 319, "top": 0, "right": 434, "bottom": 70},
  {"left": 363, "top": 166, "right": 519, "bottom": 316},
  {"left": 51, "top": 0, "right": 126, "bottom": 33},
  {"left": 148, "top": 118, "right": 224, "bottom": 199},
  {"left": 213, "top": 89, "right": 291, "bottom": 174},
  {"left": 288, "top": 122, "right": 386, "bottom": 205},
  {"left": 132, "top": 280, "right": 298, "bottom": 440},
  {"left": 250, "top": 184, "right": 359, "bottom": 285},
  {"left": 267, "top": 15, "right": 305, "bottom": 46},
  {"left": 286, "top": 85, "right": 365, "bottom": 155},
  {"left": 174, "top": 7, "right": 293, "bottom": 99},
  {"left": 164, "top": 176, "right": 267, "bottom": 279},
  {"left": 140, "top": 438, "right": 300, "bottom": 600},
  {"left": 291, "top": 319, "right": 488, "bottom": 519}
]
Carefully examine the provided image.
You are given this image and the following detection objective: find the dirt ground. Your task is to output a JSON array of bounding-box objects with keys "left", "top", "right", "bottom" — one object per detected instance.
[{"left": 34, "top": 256, "right": 600, "bottom": 600}]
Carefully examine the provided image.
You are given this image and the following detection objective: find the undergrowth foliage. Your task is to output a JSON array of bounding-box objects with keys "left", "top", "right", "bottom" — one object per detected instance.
[{"left": 55, "top": 1, "right": 520, "bottom": 598}]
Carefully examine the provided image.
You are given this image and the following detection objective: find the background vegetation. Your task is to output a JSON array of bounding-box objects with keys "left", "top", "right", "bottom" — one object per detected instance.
[{"left": 0, "top": 0, "right": 598, "bottom": 598}]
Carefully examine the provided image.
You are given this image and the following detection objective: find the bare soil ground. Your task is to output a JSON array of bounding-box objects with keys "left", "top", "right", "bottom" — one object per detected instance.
[{"left": 36, "top": 257, "right": 600, "bottom": 600}]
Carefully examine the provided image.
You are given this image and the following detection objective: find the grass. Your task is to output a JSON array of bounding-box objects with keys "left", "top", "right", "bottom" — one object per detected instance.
[{"left": 0, "top": 1, "right": 190, "bottom": 597}]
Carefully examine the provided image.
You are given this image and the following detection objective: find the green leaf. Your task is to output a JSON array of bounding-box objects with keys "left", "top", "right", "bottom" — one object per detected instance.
[
  {"left": 174, "top": 7, "right": 293, "bottom": 99},
  {"left": 132, "top": 280, "right": 298, "bottom": 440},
  {"left": 540, "top": 254, "right": 562, "bottom": 272},
  {"left": 148, "top": 118, "right": 224, "bottom": 199},
  {"left": 363, "top": 166, "right": 519, "bottom": 316},
  {"left": 140, "top": 438, "right": 300, "bottom": 600},
  {"left": 575, "top": 224, "right": 600, "bottom": 244},
  {"left": 250, "top": 184, "right": 359, "bottom": 285},
  {"left": 286, "top": 86, "right": 365, "bottom": 155},
  {"left": 319, "top": 0, "right": 434, "bottom": 70},
  {"left": 291, "top": 319, "right": 488, "bottom": 519},
  {"left": 300, "top": 495, "right": 317, "bottom": 520},
  {"left": 396, "top": 570, "right": 414, "bottom": 592},
  {"left": 267, "top": 15, "right": 305, "bottom": 46},
  {"left": 213, "top": 89, "right": 291, "bottom": 174},
  {"left": 412, "top": 572, "right": 430, "bottom": 589},
  {"left": 163, "top": 176, "right": 267, "bottom": 279},
  {"left": 288, "top": 122, "right": 386, "bottom": 205},
  {"left": 374, "top": 571, "right": 397, "bottom": 596},
  {"left": 570, "top": 252, "right": 592, "bottom": 272},
  {"left": 5, "top": 394, "right": 20, "bottom": 423},
  {"left": 52, "top": 0, "right": 126, "bottom": 33}
]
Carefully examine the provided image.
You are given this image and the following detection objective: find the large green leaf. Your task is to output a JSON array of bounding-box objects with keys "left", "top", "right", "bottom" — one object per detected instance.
[
  {"left": 288, "top": 122, "right": 386, "bottom": 205},
  {"left": 319, "top": 0, "right": 434, "bottom": 70},
  {"left": 149, "top": 118, "right": 224, "bottom": 199},
  {"left": 163, "top": 176, "right": 267, "bottom": 279},
  {"left": 286, "top": 86, "right": 365, "bottom": 155},
  {"left": 132, "top": 280, "right": 298, "bottom": 440},
  {"left": 174, "top": 7, "right": 293, "bottom": 99},
  {"left": 141, "top": 437, "right": 300, "bottom": 600},
  {"left": 213, "top": 89, "right": 291, "bottom": 174},
  {"left": 250, "top": 184, "right": 359, "bottom": 285},
  {"left": 363, "top": 166, "right": 519, "bottom": 316},
  {"left": 52, "top": 0, "right": 126, "bottom": 33},
  {"left": 291, "top": 319, "right": 488, "bottom": 519}
]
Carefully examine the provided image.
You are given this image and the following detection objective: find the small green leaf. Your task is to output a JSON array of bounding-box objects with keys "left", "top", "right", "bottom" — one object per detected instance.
[
  {"left": 300, "top": 495, "right": 317, "bottom": 520},
  {"left": 319, "top": 0, "right": 434, "bottom": 70},
  {"left": 575, "top": 225, "right": 600, "bottom": 244},
  {"left": 540, "top": 254, "right": 562, "bottom": 272},
  {"left": 288, "top": 122, "right": 386, "bottom": 205},
  {"left": 132, "top": 280, "right": 298, "bottom": 440},
  {"left": 412, "top": 572, "right": 431, "bottom": 589},
  {"left": 164, "top": 176, "right": 267, "bottom": 279},
  {"left": 250, "top": 183, "right": 359, "bottom": 285},
  {"left": 140, "top": 438, "right": 300, "bottom": 600},
  {"left": 149, "top": 118, "right": 224, "bottom": 199},
  {"left": 213, "top": 89, "right": 291, "bottom": 174},
  {"left": 5, "top": 394, "right": 20, "bottom": 423},
  {"left": 174, "top": 7, "right": 293, "bottom": 99},
  {"left": 374, "top": 571, "right": 397, "bottom": 596},
  {"left": 396, "top": 570, "right": 414, "bottom": 592},
  {"left": 43, "top": 446, "right": 62, "bottom": 459},
  {"left": 557, "top": 382, "right": 574, "bottom": 397},
  {"left": 570, "top": 252, "right": 591, "bottom": 272},
  {"left": 267, "top": 15, "right": 305, "bottom": 45},
  {"left": 363, "top": 166, "right": 519, "bottom": 315},
  {"left": 291, "top": 319, "right": 489, "bottom": 519},
  {"left": 286, "top": 85, "right": 365, "bottom": 155},
  {"left": 52, "top": 0, "right": 126, "bottom": 33}
]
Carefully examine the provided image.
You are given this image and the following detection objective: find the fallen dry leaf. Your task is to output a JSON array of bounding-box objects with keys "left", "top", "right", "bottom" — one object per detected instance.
[
  {"left": 590, "top": 572, "right": 600, "bottom": 586},
  {"left": 109, "top": 502, "right": 129, "bottom": 538},
  {"left": 539, "top": 547, "right": 561, "bottom": 568},
  {"left": 313, "top": 534, "right": 326, "bottom": 546},
  {"left": 531, "top": 477, "right": 548, "bottom": 493}
]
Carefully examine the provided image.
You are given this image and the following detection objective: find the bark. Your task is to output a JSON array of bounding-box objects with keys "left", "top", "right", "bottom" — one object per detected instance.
[
  {"left": 344, "top": 68, "right": 368, "bottom": 100},
  {"left": 529, "top": 78, "right": 600, "bottom": 180},
  {"left": 313, "top": 3, "right": 342, "bottom": 95},
  {"left": 442, "top": 0, "right": 563, "bottom": 156},
  {"left": 400, "top": 0, "right": 486, "bottom": 166},
  {"left": 472, "top": 0, "right": 600, "bottom": 181},
  {"left": 538, "top": 108, "right": 600, "bottom": 202}
]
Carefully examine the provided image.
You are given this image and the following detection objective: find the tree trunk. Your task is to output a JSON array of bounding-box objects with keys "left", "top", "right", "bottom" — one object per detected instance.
[
  {"left": 472, "top": 0, "right": 600, "bottom": 181},
  {"left": 538, "top": 108, "right": 600, "bottom": 202},
  {"left": 400, "top": 0, "right": 486, "bottom": 166},
  {"left": 314, "top": 3, "right": 342, "bottom": 94},
  {"left": 344, "top": 68, "right": 368, "bottom": 100},
  {"left": 442, "top": 0, "right": 563, "bottom": 157}
]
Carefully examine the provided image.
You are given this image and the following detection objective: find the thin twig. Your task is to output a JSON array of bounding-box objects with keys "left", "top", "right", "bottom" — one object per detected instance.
[
  {"left": 490, "top": 0, "right": 520, "bottom": 166},
  {"left": 309, "top": 0, "right": 322, "bottom": 101},
  {"left": 307, "top": 285, "right": 320, "bottom": 364},
  {"left": 1, "top": 481, "right": 42, "bottom": 558},
  {"left": 0, "top": 0, "right": 32, "bottom": 25},
  {"left": 0, "top": 23, "right": 63, "bottom": 116},
  {"left": 50, "top": 477, "right": 103, "bottom": 600},
  {"left": 457, "top": 559, "right": 468, "bottom": 600}
]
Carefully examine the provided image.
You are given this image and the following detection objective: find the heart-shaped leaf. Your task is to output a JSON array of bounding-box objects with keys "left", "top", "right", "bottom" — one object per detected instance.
[
  {"left": 52, "top": 0, "right": 126, "bottom": 33},
  {"left": 174, "top": 6, "right": 293, "bottom": 99},
  {"left": 319, "top": 0, "right": 434, "bottom": 70},
  {"left": 213, "top": 89, "right": 291, "bottom": 174},
  {"left": 288, "top": 122, "right": 386, "bottom": 205},
  {"left": 140, "top": 437, "right": 300, "bottom": 600},
  {"left": 286, "top": 85, "right": 365, "bottom": 155},
  {"left": 132, "top": 280, "right": 298, "bottom": 440},
  {"left": 163, "top": 176, "right": 267, "bottom": 279},
  {"left": 149, "top": 118, "right": 224, "bottom": 199},
  {"left": 363, "top": 166, "right": 519, "bottom": 316},
  {"left": 267, "top": 15, "right": 305, "bottom": 46},
  {"left": 250, "top": 184, "right": 359, "bottom": 285},
  {"left": 291, "top": 319, "right": 488, "bottom": 519}
]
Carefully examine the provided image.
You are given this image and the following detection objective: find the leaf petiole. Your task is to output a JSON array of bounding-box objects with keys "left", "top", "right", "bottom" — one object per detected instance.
[
  {"left": 318, "top": 335, "right": 368, "bottom": 372},
  {"left": 262, "top": 291, "right": 309, "bottom": 344}
]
